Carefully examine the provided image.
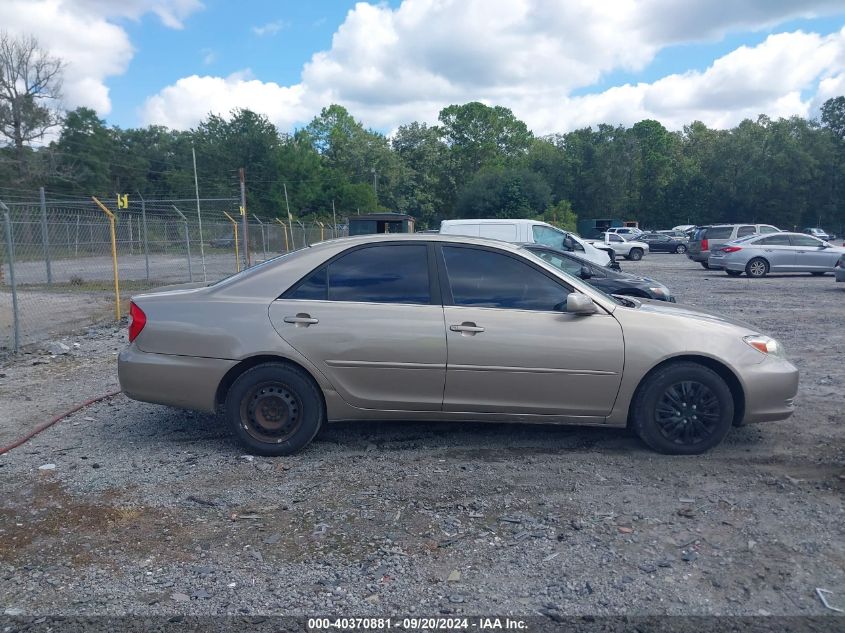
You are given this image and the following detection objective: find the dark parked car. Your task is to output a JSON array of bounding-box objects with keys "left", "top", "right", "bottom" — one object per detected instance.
[
  {"left": 639, "top": 232, "right": 689, "bottom": 253},
  {"left": 209, "top": 234, "right": 236, "bottom": 248},
  {"left": 523, "top": 244, "right": 675, "bottom": 302}
]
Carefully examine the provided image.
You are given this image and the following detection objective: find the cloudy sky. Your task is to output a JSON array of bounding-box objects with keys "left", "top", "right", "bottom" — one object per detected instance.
[{"left": 3, "top": 0, "right": 845, "bottom": 134}]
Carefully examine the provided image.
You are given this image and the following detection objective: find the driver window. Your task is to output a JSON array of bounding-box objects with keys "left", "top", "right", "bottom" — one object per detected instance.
[{"left": 443, "top": 246, "right": 569, "bottom": 311}]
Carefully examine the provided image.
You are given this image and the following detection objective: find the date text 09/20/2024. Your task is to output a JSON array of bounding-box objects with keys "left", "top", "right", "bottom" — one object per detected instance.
[{"left": 307, "top": 617, "right": 528, "bottom": 630}]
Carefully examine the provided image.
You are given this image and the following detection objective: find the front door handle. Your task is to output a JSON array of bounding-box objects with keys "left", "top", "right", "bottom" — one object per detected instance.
[
  {"left": 450, "top": 322, "right": 485, "bottom": 334},
  {"left": 284, "top": 314, "right": 319, "bottom": 326}
]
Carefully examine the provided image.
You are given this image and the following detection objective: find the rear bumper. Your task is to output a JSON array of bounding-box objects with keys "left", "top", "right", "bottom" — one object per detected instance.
[
  {"left": 740, "top": 357, "right": 799, "bottom": 424},
  {"left": 687, "top": 251, "right": 709, "bottom": 263},
  {"left": 118, "top": 345, "right": 236, "bottom": 412},
  {"left": 835, "top": 266, "right": 845, "bottom": 282}
]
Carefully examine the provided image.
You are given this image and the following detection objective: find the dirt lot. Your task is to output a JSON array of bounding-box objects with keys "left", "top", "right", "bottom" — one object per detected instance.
[{"left": 0, "top": 254, "right": 843, "bottom": 619}]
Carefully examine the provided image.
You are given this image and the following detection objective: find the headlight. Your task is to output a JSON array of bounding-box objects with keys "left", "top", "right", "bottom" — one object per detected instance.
[
  {"left": 648, "top": 286, "right": 667, "bottom": 296},
  {"left": 743, "top": 335, "right": 785, "bottom": 358}
]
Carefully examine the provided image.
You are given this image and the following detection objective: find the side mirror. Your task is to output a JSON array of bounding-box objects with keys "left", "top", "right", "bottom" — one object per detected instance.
[
  {"left": 566, "top": 293, "right": 597, "bottom": 315},
  {"left": 579, "top": 265, "right": 592, "bottom": 280}
]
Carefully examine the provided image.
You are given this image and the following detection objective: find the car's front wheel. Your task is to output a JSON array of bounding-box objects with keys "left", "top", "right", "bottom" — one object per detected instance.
[
  {"left": 631, "top": 362, "right": 734, "bottom": 455},
  {"left": 675, "top": 244, "right": 687, "bottom": 254},
  {"left": 628, "top": 248, "right": 644, "bottom": 261},
  {"left": 225, "top": 363, "right": 324, "bottom": 456}
]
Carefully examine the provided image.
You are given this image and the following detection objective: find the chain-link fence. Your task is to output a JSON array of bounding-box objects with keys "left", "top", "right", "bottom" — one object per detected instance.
[{"left": 0, "top": 194, "right": 347, "bottom": 353}]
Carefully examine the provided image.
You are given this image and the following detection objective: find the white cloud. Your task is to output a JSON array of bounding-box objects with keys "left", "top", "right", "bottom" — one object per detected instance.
[
  {"left": 252, "top": 20, "right": 287, "bottom": 37},
  {"left": 141, "top": 71, "right": 309, "bottom": 130},
  {"left": 140, "top": 0, "right": 845, "bottom": 134},
  {"left": 0, "top": 0, "right": 203, "bottom": 115}
]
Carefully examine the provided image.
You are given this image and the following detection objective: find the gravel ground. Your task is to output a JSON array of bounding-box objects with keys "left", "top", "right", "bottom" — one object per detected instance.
[{"left": 1, "top": 254, "right": 843, "bottom": 619}]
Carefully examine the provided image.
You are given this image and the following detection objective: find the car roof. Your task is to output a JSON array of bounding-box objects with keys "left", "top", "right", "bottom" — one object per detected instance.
[
  {"left": 440, "top": 218, "right": 545, "bottom": 226},
  {"left": 306, "top": 232, "right": 528, "bottom": 252}
]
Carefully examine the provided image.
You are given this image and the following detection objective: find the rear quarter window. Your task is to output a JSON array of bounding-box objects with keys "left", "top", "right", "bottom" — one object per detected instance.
[{"left": 705, "top": 227, "right": 734, "bottom": 240}]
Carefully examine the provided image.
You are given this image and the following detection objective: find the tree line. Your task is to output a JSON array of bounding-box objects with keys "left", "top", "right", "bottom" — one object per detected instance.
[{"left": 2, "top": 32, "right": 844, "bottom": 232}]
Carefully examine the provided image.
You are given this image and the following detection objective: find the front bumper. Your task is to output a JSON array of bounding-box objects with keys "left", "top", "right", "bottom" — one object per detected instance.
[
  {"left": 740, "top": 356, "right": 799, "bottom": 424},
  {"left": 119, "top": 345, "right": 237, "bottom": 412}
]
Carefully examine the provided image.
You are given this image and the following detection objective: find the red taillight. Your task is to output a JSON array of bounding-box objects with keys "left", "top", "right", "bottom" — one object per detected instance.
[
  {"left": 721, "top": 246, "right": 742, "bottom": 253},
  {"left": 701, "top": 238, "right": 709, "bottom": 251},
  {"left": 128, "top": 301, "right": 146, "bottom": 342}
]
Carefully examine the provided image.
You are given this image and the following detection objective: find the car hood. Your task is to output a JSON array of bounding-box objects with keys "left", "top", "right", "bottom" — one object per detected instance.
[{"left": 623, "top": 297, "right": 759, "bottom": 332}]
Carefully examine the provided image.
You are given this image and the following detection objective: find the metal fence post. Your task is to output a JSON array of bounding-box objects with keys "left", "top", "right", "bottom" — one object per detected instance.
[
  {"left": 92, "top": 197, "right": 121, "bottom": 320},
  {"left": 172, "top": 206, "right": 193, "bottom": 282},
  {"left": 1, "top": 202, "right": 20, "bottom": 352},
  {"left": 140, "top": 198, "right": 150, "bottom": 282},
  {"left": 39, "top": 187, "right": 52, "bottom": 286},
  {"left": 223, "top": 211, "right": 240, "bottom": 272},
  {"left": 253, "top": 214, "right": 267, "bottom": 261}
]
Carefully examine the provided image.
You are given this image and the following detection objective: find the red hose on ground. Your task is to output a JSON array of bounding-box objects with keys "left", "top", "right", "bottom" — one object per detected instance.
[{"left": 0, "top": 390, "right": 123, "bottom": 456}]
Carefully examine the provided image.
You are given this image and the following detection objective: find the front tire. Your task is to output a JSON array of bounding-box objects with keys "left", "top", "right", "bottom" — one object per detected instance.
[
  {"left": 631, "top": 362, "right": 734, "bottom": 455},
  {"left": 628, "top": 248, "right": 644, "bottom": 261},
  {"left": 675, "top": 244, "right": 687, "bottom": 254},
  {"left": 225, "top": 363, "right": 324, "bottom": 456},
  {"left": 745, "top": 258, "right": 769, "bottom": 278}
]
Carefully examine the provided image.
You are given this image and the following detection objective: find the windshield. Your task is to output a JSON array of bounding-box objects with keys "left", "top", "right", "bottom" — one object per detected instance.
[{"left": 522, "top": 248, "right": 624, "bottom": 306}]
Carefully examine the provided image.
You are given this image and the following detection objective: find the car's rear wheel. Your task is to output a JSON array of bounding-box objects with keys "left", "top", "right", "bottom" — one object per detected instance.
[
  {"left": 225, "top": 363, "right": 324, "bottom": 456},
  {"left": 725, "top": 270, "right": 742, "bottom": 277},
  {"left": 745, "top": 258, "right": 769, "bottom": 278},
  {"left": 628, "top": 248, "right": 644, "bottom": 261},
  {"left": 675, "top": 244, "right": 687, "bottom": 254},
  {"left": 631, "top": 362, "right": 734, "bottom": 455},
  {"left": 700, "top": 261, "right": 710, "bottom": 269}
]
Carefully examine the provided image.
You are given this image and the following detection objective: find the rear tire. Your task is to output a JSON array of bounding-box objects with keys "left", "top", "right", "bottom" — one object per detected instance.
[
  {"left": 628, "top": 248, "right": 644, "bottom": 261},
  {"left": 675, "top": 244, "right": 687, "bottom": 254},
  {"left": 745, "top": 258, "right": 769, "bottom": 278},
  {"left": 700, "top": 261, "right": 710, "bottom": 269},
  {"left": 225, "top": 363, "right": 324, "bottom": 456},
  {"left": 631, "top": 362, "right": 734, "bottom": 455},
  {"left": 725, "top": 270, "right": 742, "bottom": 277}
]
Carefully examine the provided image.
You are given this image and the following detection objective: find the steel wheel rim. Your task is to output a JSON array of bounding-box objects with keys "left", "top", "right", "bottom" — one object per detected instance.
[
  {"left": 749, "top": 260, "right": 766, "bottom": 276},
  {"left": 677, "top": 245, "right": 687, "bottom": 253},
  {"left": 240, "top": 382, "right": 303, "bottom": 444},
  {"left": 654, "top": 381, "right": 721, "bottom": 446}
]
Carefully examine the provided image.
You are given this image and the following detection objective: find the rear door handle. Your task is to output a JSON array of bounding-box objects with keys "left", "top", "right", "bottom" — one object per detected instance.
[
  {"left": 284, "top": 314, "right": 319, "bottom": 325},
  {"left": 450, "top": 322, "right": 485, "bottom": 334}
]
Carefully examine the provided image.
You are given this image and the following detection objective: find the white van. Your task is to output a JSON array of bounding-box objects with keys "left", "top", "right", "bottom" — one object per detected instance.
[{"left": 439, "top": 219, "right": 612, "bottom": 266}]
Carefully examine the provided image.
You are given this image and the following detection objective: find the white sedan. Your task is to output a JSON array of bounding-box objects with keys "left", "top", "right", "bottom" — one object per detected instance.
[{"left": 587, "top": 233, "right": 650, "bottom": 260}]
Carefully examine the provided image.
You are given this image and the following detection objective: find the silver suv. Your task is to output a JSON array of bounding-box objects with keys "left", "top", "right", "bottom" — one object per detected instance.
[{"left": 687, "top": 224, "right": 780, "bottom": 269}]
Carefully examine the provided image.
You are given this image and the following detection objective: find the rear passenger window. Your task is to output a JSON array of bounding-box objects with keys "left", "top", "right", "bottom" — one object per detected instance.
[
  {"left": 758, "top": 235, "right": 791, "bottom": 246},
  {"left": 758, "top": 225, "right": 779, "bottom": 234},
  {"left": 284, "top": 244, "right": 430, "bottom": 304},
  {"left": 736, "top": 226, "right": 756, "bottom": 237},
  {"left": 443, "top": 246, "right": 568, "bottom": 311}
]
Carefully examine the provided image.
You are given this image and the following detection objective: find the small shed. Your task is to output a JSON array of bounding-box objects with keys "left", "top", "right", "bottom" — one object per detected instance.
[
  {"left": 348, "top": 213, "right": 416, "bottom": 236},
  {"left": 577, "top": 218, "right": 623, "bottom": 239}
]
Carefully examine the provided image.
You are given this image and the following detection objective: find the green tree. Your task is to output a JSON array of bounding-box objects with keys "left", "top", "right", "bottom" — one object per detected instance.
[{"left": 455, "top": 167, "right": 550, "bottom": 219}]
